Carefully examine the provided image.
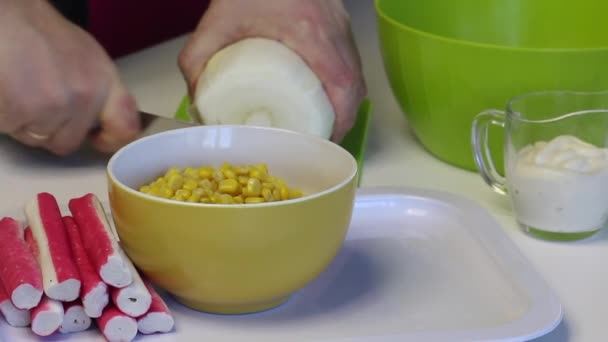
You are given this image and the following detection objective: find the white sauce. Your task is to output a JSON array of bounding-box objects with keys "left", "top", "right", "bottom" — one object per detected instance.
[{"left": 508, "top": 135, "right": 608, "bottom": 233}]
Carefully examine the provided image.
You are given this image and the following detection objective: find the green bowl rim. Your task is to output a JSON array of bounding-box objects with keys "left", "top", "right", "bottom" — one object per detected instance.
[{"left": 374, "top": 0, "right": 608, "bottom": 53}]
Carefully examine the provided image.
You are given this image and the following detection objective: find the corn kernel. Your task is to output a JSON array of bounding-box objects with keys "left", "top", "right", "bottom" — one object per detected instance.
[
  {"left": 165, "top": 167, "right": 181, "bottom": 178},
  {"left": 279, "top": 185, "right": 289, "bottom": 200},
  {"left": 219, "top": 179, "right": 240, "bottom": 195},
  {"left": 245, "top": 197, "right": 265, "bottom": 204},
  {"left": 187, "top": 193, "right": 201, "bottom": 202},
  {"left": 198, "top": 167, "right": 213, "bottom": 179},
  {"left": 262, "top": 187, "right": 274, "bottom": 202},
  {"left": 249, "top": 167, "right": 267, "bottom": 181},
  {"left": 140, "top": 163, "right": 303, "bottom": 205},
  {"left": 158, "top": 187, "right": 174, "bottom": 198},
  {"left": 183, "top": 167, "right": 199, "bottom": 179},
  {"left": 275, "top": 177, "right": 286, "bottom": 188},
  {"left": 256, "top": 163, "right": 268, "bottom": 174},
  {"left": 223, "top": 168, "right": 237, "bottom": 179},
  {"left": 289, "top": 189, "right": 303, "bottom": 199},
  {"left": 166, "top": 174, "right": 184, "bottom": 191},
  {"left": 234, "top": 165, "right": 250, "bottom": 175},
  {"left": 175, "top": 189, "right": 192, "bottom": 198},
  {"left": 217, "top": 194, "right": 234, "bottom": 204},
  {"left": 148, "top": 186, "right": 162, "bottom": 197},
  {"left": 172, "top": 194, "right": 186, "bottom": 201},
  {"left": 221, "top": 162, "right": 232, "bottom": 171},
  {"left": 213, "top": 170, "right": 225, "bottom": 182},
  {"left": 183, "top": 178, "right": 198, "bottom": 190},
  {"left": 246, "top": 178, "right": 262, "bottom": 197},
  {"left": 199, "top": 178, "right": 213, "bottom": 189}
]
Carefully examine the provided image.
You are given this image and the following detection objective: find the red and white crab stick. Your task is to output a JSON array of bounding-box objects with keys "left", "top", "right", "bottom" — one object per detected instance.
[
  {"left": 97, "top": 304, "right": 138, "bottom": 342},
  {"left": 137, "top": 281, "right": 174, "bottom": 334},
  {"left": 69, "top": 193, "right": 132, "bottom": 288},
  {"left": 59, "top": 300, "right": 91, "bottom": 334},
  {"left": 110, "top": 251, "right": 151, "bottom": 317},
  {"left": 63, "top": 216, "right": 109, "bottom": 318},
  {"left": 30, "top": 295, "right": 63, "bottom": 337},
  {"left": 0, "top": 281, "right": 31, "bottom": 327},
  {"left": 0, "top": 217, "right": 43, "bottom": 310},
  {"left": 23, "top": 226, "right": 63, "bottom": 336},
  {"left": 25, "top": 193, "right": 81, "bottom": 302}
]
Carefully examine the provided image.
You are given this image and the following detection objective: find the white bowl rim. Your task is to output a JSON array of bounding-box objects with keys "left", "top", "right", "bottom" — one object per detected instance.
[{"left": 107, "top": 124, "right": 358, "bottom": 208}]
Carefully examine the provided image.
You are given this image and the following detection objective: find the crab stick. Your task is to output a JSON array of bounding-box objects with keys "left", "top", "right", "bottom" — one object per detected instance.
[
  {"left": 25, "top": 193, "right": 81, "bottom": 302},
  {"left": 0, "top": 281, "right": 30, "bottom": 327},
  {"left": 69, "top": 193, "right": 132, "bottom": 288},
  {"left": 110, "top": 250, "right": 151, "bottom": 317},
  {"left": 31, "top": 295, "right": 63, "bottom": 336},
  {"left": 137, "top": 281, "right": 174, "bottom": 334},
  {"left": 59, "top": 300, "right": 91, "bottom": 333},
  {"left": 63, "top": 216, "right": 109, "bottom": 318},
  {"left": 97, "top": 304, "right": 138, "bottom": 342},
  {"left": 0, "top": 217, "right": 43, "bottom": 310}
]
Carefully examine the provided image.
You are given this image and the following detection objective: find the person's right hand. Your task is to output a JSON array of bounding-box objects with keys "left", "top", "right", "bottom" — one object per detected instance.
[{"left": 0, "top": 0, "right": 141, "bottom": 156}]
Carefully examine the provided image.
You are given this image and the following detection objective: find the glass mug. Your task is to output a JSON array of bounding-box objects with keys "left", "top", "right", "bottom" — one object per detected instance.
[{"left": 472, "top": 90, "right": 608, "bottom": 241}]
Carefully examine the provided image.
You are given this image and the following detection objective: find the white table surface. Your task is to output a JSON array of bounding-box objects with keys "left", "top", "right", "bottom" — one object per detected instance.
[{"left": 0, "top": 1, "right": 602, "bottom": 341}]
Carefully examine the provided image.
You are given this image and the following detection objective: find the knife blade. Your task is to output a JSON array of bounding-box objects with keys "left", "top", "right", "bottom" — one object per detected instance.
[
  {"left": 89, "top": 106, "right": 202, "bottom": 136},
  {"left": 139, "top": 110, "right": 198, "bottom": 129}
]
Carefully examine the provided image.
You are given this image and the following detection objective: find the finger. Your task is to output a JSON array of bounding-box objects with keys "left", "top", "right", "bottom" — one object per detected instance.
[
  {"left": 177, "top": 11, "right": 242, "bottom": 97},
  {"left": 0, "top": 99, "right": 20, "bottom": 134},
  {"left": 43, "top": 115, "right": 91, "bottom": 156},
  {"left": 90, "top": 78, "right": 140, "bottom": 153},
  {"left": 10, "top": 128, "right": 52, "bottom": 149},
  {"left": 0, "top": 80, "right": 27, "bottom": 134},
  {"left": 328, "top": 32, "right": 367, "bottom": 143},
  {"left": 13, "top": 113, "right": 71, "bottom": 146},
  {"left": 0, "top": 100, "right": 56, "bottom": 136},
  {"left": 284, "top": 36, "right": 363, "bottom": 143}
]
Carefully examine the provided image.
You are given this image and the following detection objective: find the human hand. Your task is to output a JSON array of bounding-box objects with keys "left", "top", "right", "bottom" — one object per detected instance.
[
  {"left": 0, "top": 0, "right": 141, "bottom": 155},
  {"left": 178, "top": 0, "right": 366, "bottom": 142}
]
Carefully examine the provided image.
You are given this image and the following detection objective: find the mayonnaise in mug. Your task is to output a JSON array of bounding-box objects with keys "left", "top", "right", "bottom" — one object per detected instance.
[{"left": 508, "top": 135, "right": 608, "bottom": 233}]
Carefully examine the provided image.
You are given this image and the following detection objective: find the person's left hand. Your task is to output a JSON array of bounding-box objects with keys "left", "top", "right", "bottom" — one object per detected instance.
[{"left": 178, "top": 0, "right": 366, "bottom": 142}]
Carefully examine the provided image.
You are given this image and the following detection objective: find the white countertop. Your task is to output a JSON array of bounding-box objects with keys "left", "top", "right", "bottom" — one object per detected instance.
[{"left": 0, "top": 1, "right": 602, "bottom": 341}]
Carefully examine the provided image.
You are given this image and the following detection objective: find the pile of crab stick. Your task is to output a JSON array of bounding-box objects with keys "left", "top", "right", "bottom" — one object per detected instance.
[{"left": 0, "top": 193, "right": 174, "bottom": 342}]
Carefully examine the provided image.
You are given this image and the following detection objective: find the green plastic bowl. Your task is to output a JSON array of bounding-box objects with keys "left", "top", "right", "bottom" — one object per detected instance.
[{"left": 376, "top": 0, "right": 608, "bottom": 172}]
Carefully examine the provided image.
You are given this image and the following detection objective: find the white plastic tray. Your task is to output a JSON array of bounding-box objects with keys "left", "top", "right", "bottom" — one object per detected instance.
[{"left": 0, "top": 187, "right": 562, "bottom": 341}]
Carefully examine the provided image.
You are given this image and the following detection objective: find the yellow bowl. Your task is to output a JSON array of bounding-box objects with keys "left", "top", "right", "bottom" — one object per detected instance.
[{"left": 106, "top": 125, "right": 358, "bottom": 314}]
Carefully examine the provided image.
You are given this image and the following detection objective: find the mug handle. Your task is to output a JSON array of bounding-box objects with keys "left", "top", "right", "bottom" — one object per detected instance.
[{"left": 471, "top": 110, "right": 507, "bottom": 195}]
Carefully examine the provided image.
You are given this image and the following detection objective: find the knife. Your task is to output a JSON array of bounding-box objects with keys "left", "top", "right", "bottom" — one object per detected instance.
[
  {"left": 140, "top": 100, "right": 203, "bottom": 127},
  {"left": 89, "top": 102, "right": 202, "bottom": 135}
]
